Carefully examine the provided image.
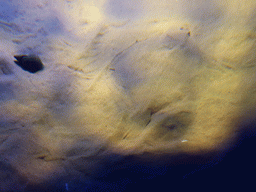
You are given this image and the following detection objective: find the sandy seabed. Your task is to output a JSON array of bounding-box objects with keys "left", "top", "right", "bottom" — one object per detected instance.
[{"left": 0, "top": 0, "right": 256, "bottom": 191}]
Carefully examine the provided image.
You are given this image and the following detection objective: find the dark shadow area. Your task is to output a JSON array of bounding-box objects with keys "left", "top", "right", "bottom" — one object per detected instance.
[
  {"left": 98, "top": 135, "right": 256, "bottom": 191},
  {"left": 18, "top": 130, "right": 256, "bottom": 192}
]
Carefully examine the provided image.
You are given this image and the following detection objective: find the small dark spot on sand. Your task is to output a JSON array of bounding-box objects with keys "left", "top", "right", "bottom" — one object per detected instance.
[
  {"left": 165, "top": 124, "right": 177, "bottom": 130},
  {"left": 14, "top": 55, "right": 44, "bottom": 73}
]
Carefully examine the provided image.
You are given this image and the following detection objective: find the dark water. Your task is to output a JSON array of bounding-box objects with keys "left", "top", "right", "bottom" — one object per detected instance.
[{"left": 20, "top": 133, "right": 256, "bottom": 192}]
